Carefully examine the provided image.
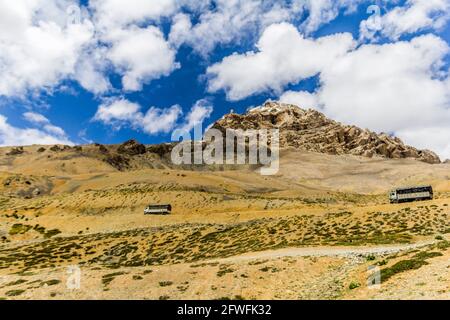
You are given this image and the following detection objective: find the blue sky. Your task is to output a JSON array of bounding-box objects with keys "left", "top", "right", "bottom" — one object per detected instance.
[{"left": 0, "top": 0, "right": 449, "bottom": 159}]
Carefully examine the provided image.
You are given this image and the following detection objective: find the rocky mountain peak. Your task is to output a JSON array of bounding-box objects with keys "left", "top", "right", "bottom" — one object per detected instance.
[{"left": 213, "top": 102, "right": 441, "bottom": 164}]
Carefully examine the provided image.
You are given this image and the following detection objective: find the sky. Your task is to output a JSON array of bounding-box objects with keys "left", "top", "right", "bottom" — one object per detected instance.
[{"left": 0, "top": 0, "right": 449, "bottom": 160}]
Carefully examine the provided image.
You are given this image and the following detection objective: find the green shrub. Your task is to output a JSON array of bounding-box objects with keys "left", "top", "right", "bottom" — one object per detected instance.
[
  {"left": 349, "top": 282, "right": 360, "bottom": 290},
  {"left": 159, "top": 281, "right": 173, "bottom": 287},
  {"left": 5, "top": 290, "right": 25, "bottom": 297}
]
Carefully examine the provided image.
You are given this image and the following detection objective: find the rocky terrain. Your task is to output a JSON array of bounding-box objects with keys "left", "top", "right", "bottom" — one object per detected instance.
[
  {"left": 0, "top": 101, "right": 449, "bottom": 300},
  {"left": 213, "top": 102, "right": 441, "bottom": 164}
]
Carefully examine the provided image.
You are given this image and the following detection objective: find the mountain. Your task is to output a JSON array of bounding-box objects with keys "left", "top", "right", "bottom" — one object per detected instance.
[{"left": 212, "top": 102, "right": 441, "bottom": 164}]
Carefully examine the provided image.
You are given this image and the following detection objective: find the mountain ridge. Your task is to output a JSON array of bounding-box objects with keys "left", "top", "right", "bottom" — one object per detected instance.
[{"left": 212, "top": 101, "right": 441, "bottom": 164}]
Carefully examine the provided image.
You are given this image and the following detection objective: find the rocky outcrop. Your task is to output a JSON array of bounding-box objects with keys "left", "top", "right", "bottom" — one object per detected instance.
[
  {"left": 118, "top": 139, "right": 146, "bottom": 156},
  {"left": 212, "top": 102, "right": 441, "bottom": 164},
  {"left": 95, "top": 143, "right": 109, "bottom": 154},
  {"left": 6, "top": 147, "right": 24, "bottom": 156},
  {"left": 147, "top": 143, "right": 175, "bottom": 158},
  {"left": 49, "top": 145, "right": 72, "bottom": 152},
  {"left": 104, "top": 154, "right": 130, "bottom": 171}
]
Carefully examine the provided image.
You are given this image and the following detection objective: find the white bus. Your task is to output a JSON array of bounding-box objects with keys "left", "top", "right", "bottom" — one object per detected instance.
[
  {"left": 389, "top": 186, "right": 433, "bottom": 204},
  {"left": 144, "top": 204, "right": 172, "bottom": 215}
]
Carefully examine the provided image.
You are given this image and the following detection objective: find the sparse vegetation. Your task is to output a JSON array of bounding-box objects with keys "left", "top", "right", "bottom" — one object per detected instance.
[
  {"left": 0, "top": 143, "right": 449, "bottom": 300},
  {"left": 380, "top": 251, "right": 443, "bottom": 283},
  {"left": 349, "top": 282, "right": 360, "bottom": 290},
  {"left": 5, "top": 289, "right": 25, "bottom": 297}
]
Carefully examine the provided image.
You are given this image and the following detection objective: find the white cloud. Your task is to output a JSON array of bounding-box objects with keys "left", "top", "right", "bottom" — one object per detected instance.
[
  {"left": 360, "top": 0, "right": 450, "bottom": 41},
  {"left": 94, "top": 98, "right": 182, "bottom": 135},
  {"left": 74, "top": 47, "right": 111, "bottom": 94},
  {"left": 280, "top": 90, "right": 320, "bottom": 109},
  {"left": 94, "top": 98, "right": 141, "bottom": 125},
  {"left": 178, "top": 99, "right": 214, "bottom": 132},
  {"left": 0, "top": 0, "right": 97, "bottom": 97},
  {"left": 0, "top": 0, "right": 181, "bottom": 97},
  {"left": 140, "top": 105, "right": 183, "bottom": 135},
  {"left": 23, "top": 111, "right": 70, "bottom": 140},
  {"left": 106, "top": 26, "right": 179, "bottom": 91},
  {"left": 89, "top": 0, "right": 178, "bottom": 29},
  {"left": 23, "top": 112, "right": 49, "bottom": 124},
  {"left": 168, "top": 0, "right": 367, "bottom": 56},
  {"left": 0, "top": 1, "right": 372, "bottom": 98},
  {"left": 0, "top": 114, "right": 73, "bottom": 147},
  {"left": 207, "top": 23, "right": 355, "bottom": 100},
  {"left": 168, "top": 1, "right": 301, "bottom": 56},
  {"left": 94, "top": 97, "right": 215, "bottom": 135},
  {"left": 301, "top": 0, "right": 365, "bottom": 34}
]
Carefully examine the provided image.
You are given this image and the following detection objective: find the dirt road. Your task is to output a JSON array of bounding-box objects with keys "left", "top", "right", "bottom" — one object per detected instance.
[{"left": 211, "top": 240, "right": 437, "bottom": 264}]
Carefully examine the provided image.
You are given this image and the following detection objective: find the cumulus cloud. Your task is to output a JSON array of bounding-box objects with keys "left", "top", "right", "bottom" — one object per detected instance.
[
  {"left": 140, "top": 105, "right": 183, "bottom": 135},
  {"left": 0, "top": 0, "right": 373, "bottom": 98},
  {"left": 168, "top": 0, "right": 368, "bottom": 56},
  {"left": 178, "top": 99, "right": 214, "bottom": 133},
  {"left": 23, "top": 111, "right": 70, "bottom": 139},
  {"left": 0, "top": 0, "right": 182, "bottom": 97},
  {"left": 360, "top": 0, "right": 450, "bottom": 41},
  {"left": 280, "top": 90, "right": 320, "bottom": 109},
  {"left": 0, "top": 114, "right": 72, "bottom": 147},
  {"left": 89, "top": 0, "right": 179, "bottom": 29},
  {"left": 94, "top": 97, "right": 215, "bottom": 135},
  {"left": 94, "top": 98, "right": 182, "bottom": 135},
  {"left": 93, "top": 98, "right": 142, "bottom": 125},
  {"left": 207, "top": 23, "right": 355, "bottom": 100},
  {"left": 168, "top": 1, "right": 300, "bottom": 56},
  {"left": 0, "top": 0, "right": 97, "bottom": 97},
  {"left": 23, "top": 112, "right": 50, "bottom": 125},
  {"left": 106, "top": 26, "right": 179, "bottom": 91},
  {"left": 301, "top": 0, "right": 365, "bottom": 34}
]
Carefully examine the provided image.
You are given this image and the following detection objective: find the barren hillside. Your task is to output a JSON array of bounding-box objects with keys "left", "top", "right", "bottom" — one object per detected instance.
[{"left": 0, "top": 102, "right": 449, "bottom": 300}]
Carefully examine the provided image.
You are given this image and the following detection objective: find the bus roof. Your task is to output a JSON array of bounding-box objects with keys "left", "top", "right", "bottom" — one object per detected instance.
[
  {"left": 146, "top": 204, "right": 171, "bottom": 208},
  {"left": 393, "top": 185, "right": 432, "bottom": 191}
]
